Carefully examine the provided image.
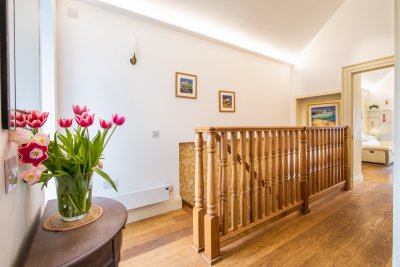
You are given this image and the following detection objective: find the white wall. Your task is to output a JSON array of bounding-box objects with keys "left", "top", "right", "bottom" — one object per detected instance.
[
  {"left": 56, "top": 0, "right": 292, "bottom": 205},
  {"left": 293, "top": 0, "right": 394, "bottom": 95},
  {"left": 0, "top": 132, "right": 43, "bottom": 267},
  {"left": 362, "top": 70, "right": 395, "bottom": 142},
  {"left": 365, "top": 70, "right": 395, "bottom": 111}
]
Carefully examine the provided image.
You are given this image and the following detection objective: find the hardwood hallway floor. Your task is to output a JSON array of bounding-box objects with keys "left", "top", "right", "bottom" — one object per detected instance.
[{"left": 120, "top": 164, "right": 392, "bottom": 267}]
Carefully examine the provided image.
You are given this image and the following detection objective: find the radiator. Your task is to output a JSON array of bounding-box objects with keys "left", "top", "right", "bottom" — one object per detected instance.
[{"left": 111, "top": 185, "right": 171, "bottom": 210}]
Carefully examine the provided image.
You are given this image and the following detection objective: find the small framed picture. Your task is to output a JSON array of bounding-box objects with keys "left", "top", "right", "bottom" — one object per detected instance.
[
  {"left": 175, "top": 72, "right": 197, "bottom": 99},
  {"left": 219, "top": 90, "right": 236, "bottom": 112},
  {"left": 306, "top": 100, "right": 341, "bottom": 126}
]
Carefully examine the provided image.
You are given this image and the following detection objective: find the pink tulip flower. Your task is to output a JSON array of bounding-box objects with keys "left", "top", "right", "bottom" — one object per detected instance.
[
  {"left": 58, "top": 118, "right": 73, "bottom": 128},
  {"left": 9, "top": 128, "right": 33, "bottom": 145},
  {"left": 75, "top": 112, "right": 95, "bottom": 128},
  {"left": 26, "top": 110, "right": 49, "bottom": 128},
  {"left": 18, "top": 142, "right": 48, "bottom": 167},
  {"left": 15, "top": 112, "right": 27, "bottom": 127},
  {"left": 72, "top": 105, "right": 89, "bottom": 116},
  {"left": 21, "top": 167, "right": 43, "bottom": 185},
  {"left": 99, "top": 119, "right": 113, "bottom": 129},
  {"left": 10, "top": 112, "right": 27, "bottom": 128},
  {"left": 112, "top": 114, "right": 126, "bottom": 126},
  {"left": 32, "top": 133, "right": 50, "bottom": 146}
]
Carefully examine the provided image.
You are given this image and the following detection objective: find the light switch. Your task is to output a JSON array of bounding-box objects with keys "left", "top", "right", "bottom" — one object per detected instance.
[
  {"left": 4, "top": 156, "right": 18, "bottom": 193},
  {"left": 152, "top": 130, "right": 160, "bottom": 138},
  {"left": 67, "top": 7, "right": 79, "bottom": 18}
]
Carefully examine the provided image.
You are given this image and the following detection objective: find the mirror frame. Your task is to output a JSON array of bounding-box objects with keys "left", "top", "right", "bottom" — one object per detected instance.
[{"left": 0, "top": 0, "right": 13, "bottom": 129}]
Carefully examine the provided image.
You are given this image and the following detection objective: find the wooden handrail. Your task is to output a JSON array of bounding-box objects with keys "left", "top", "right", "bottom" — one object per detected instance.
[{"left": 196, "top": 126, "right": 306, "bottom": 133}]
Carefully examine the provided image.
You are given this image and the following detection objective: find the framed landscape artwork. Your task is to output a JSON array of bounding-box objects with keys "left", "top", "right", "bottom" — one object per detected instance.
[
  {"left": 306, "top": 100, "right": 340, "bottom": 126},
  {"left": 175, "top": 72, "right": 197, "bottom": 99},
  {"left": 219, "top": 90, "right": 235, "bottom": 112}
]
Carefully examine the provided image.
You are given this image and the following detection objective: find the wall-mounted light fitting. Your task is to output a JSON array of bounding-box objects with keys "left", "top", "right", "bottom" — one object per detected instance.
[{"left": 130, "top": 53, "right": 137, "bottom": 65}]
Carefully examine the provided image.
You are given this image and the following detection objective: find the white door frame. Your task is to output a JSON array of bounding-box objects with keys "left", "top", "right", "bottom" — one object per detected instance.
[{"left": 342, "top": 56, "right": 395, "bottom": 189}]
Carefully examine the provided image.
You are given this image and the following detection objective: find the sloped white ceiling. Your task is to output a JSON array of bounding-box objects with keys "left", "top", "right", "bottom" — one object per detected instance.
[
  {"left": 90, "top": 0, "right": 346, "bottom": 64},
  {"left": 362, "top": 68, "right": 394, "bottom": 90}
]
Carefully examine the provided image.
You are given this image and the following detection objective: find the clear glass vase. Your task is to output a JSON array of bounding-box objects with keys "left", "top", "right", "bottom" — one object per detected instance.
[{"left": 55, "top": 171, "right": 93, "bottom": 222}]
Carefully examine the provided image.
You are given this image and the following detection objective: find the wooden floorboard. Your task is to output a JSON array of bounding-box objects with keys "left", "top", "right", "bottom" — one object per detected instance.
[{"left": 120, "top": 164, "right": 392, "bottom": 267}]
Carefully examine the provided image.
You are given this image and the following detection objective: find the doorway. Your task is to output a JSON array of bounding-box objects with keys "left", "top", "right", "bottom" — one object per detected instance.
[
  {"left": 342, "top": 56, "right": 395, "bottom": 188},
  {"left": 360, "top": 67, "right": 395, "bottom": 183}
]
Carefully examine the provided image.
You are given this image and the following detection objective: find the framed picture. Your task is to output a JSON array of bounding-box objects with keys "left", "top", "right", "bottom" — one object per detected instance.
[
  {"left": 175, "top": 72, "right": 197, "bottom": 99},
  {"left": 306, "top": 100, "right": 340, "bottom": 126},
  {"left": 219, "top": 90, "right": 236, "bottom": 112}
]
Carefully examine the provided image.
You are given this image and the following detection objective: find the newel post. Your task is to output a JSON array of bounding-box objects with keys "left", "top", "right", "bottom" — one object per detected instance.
[
  {"left": 193, "top": 132, "right": 204, "bottom": 252},
  {"left": 300, "top": 128, "right": 310, "bottom": 214},
  {"left": 203, "top": 129, "right": 222, "bottom": 264}
]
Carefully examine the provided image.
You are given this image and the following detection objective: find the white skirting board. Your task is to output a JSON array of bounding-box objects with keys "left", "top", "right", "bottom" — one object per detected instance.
[
  {"left": 111, "top": 185, "right": 171, "bottom": 210},
  {"left": 353, "top": 174, "right": 364, "bottom": 187},
  {"left": 126, "top": 196, "right": 182, "bottom": 223}
]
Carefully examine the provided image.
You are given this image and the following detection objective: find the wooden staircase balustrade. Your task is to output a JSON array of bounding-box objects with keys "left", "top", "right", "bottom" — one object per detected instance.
[
  {"left": 193, "top": 126, "right": 349, "bottom": 265},
  {"left": 203, "top": 130, "right": 221, "bottom": 264},
  {"left": 192, "top": 133, "right": 204, "bottom": 253}
]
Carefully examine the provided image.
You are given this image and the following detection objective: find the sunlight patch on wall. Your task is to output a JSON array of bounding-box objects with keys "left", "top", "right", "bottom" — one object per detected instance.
[{"left": 97, "top": 0, "right": 297, "bottom": 65}]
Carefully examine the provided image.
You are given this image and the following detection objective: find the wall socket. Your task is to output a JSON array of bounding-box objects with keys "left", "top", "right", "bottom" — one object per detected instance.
[{"left": 4, "top": 156, "right": 18, "bottom": 193}]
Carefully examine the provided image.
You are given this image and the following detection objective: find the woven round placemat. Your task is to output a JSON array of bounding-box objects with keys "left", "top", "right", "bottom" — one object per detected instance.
[{"left": 43, "top": 205, "right": 103, "bottom": 232}]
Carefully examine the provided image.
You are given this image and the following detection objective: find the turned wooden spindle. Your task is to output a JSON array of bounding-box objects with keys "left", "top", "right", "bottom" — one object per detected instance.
[
  {"left": 277, "top": 130, "right": 284, "bottom": 210},
  {"left": 231, "top": 131, "right": 239, "bottom": 231},
  {"left": 332, "top": 129, "right": 337, "bottom": 185},
  {"left": 306, "top": 130, "right": 312, "bottom": 196},
  {"left": 336, "top": 128, "right": 340, "bottom": 183},
  {"left": 219, "top": 132, "right": 229, "bottom": 235},
  {"left": 283, "top": 130, "right": 289, "bottom": 207},
  {"left": 330, "top": 128, "right": 334, "bottom": 187},
  {"left": 325, "top": 129, "right": 329, "bottom": 190},
  {"left": 344, "top": 127, "right": 349, "bottom": 190},
  {"left": 332, "top": 129, "right": 336, "bottom": 185},
  {"left": 339, "top": 128, "right": 343, "bottom": 182},
  {"left": 322, "top": 129, "right": 327, "bottom": 190},
  {"left": 289, "top": 130, "right": 295, "bottom": 205},
  {"left": 294, "top": 130, "right": 301, "bottom": 202},
  {"left": 339, "top": 129, "right": 342, "bottom": 181},
  {"left": 271, "top": 130, "right": 277, "bottom": 212},
  {"left": 313, "top": 129, "right": 318, "bottom": 194},
  {"left": 249, "top": 131, "right": 256, "bottom": 222},
  {"left": 330, "top": 129, "right": 334, "bottom": 186},
  {"left": 300, "top": 128, "right": 310, "bottom": 214},
  {"left": 204, "top": 130, "right": 221, "bottom": 263},
  {"left": 256, "top": 131, "right": 263, "bottom": 219},
  {"left": 325, "top": 129, "right": 330, "bottom": 187},
  {"left": 239, "top": 131, "right": 247, "bottom": 226},
  {"left": 314, "top": 129, "right": 320, "bottom": 193},
  {"left": 317, "top": 129, "right": 322, "bottom": 193},
  {"left": 264, "top": 130, "right": 271, "bottom": 216},
  {"left": 193, "top": 132, "right": 204, "bottom": 252}
]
